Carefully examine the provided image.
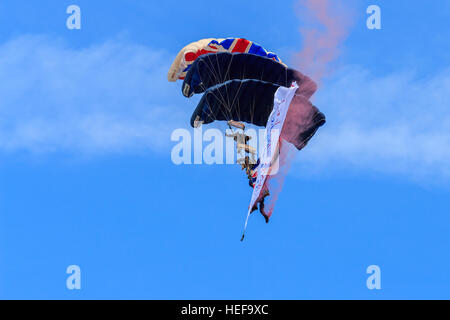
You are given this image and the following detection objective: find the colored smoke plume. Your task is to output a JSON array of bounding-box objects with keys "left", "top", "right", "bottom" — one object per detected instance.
[
  {"left": 264, "top": 141, "right": 298, "bottom": 219},
  {"left": 293, "top": 0, "right": 353, "bottom": 83},
  {"left": 262, "top": 1, "right": 353, "bottom": 221}
]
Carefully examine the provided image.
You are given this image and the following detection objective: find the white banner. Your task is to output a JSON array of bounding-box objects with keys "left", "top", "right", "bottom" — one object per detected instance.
[{"left": 242, "top": 83, "right": 298, "bottom": 239}]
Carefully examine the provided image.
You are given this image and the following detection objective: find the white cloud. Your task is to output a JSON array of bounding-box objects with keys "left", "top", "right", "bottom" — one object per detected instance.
[
  {"left": 1, "top": 35, "right": 449, "bottom": 182},
  {"left": 298, "top": 66, "right": 450, "bottom": 180},
  {"left": 0, "top": 35, "right": 189, "bottom": 154}
]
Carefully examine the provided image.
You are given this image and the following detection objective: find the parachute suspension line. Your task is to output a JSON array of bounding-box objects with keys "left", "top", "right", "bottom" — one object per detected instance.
[
  {"left": 196, "top": 67, "right": 250, "bottom": 169},
  {"left": 235, "top": 63, "right": 248, "bottom": 126},
  {"left": 211, "top": 52, "right": 235, "bottom": 118},
  {"left": 209, "top": 54, "right": 236, "bottom": 122},
  {"left": 202, "top": 55, "right": 233, "bottom": 122},
  {"left": 197, "top": 76, "right": 233, "bottom": 126},
  {"left": 200, "top": 56, "right": 234, "bottom": 121},
  {"left": 250, "top": 87, "right": 257, "bottom": 131}
]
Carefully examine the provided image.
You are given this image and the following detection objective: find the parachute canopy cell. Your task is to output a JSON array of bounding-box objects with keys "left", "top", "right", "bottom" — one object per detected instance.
[
  {"left": 182, "top": 52, "right": 302, "bottom": 98},
  {"left": 168, "top": 38, "right": 283, "bottom": 82},
  {"left": 190, "top": 79, "right": 279, "bottom": 127}
]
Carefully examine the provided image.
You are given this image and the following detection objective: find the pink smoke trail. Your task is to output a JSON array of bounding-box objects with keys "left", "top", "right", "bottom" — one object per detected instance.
[
  {"left": 264, "top": 141, "right": 298, "bottom": 219},
  {"left": 294, "top": 0, "right": 353, "bottom": 83},
  {"left": 248, "top": 1, "right": 353, "bottom": 227},
  {"left": 259, "top": 0, "right": 354, "bottom": 221}
]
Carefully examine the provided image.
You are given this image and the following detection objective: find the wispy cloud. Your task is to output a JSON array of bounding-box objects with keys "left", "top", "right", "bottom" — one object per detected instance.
[
  {"left": 1, "top": 35, "right": 448, "bottom": 183},
  {"left": 0, "top": 35, "right": 188, "bottom": 155},
  {"left": 298, "top": 66, "right": 450, "bottom": 181}
]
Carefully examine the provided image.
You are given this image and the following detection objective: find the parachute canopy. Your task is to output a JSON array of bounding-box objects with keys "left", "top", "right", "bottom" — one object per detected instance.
[
  {"left": 191, "top": 79, "right": 279, "bottom": 128},
  {"left": 182, "top": 52, "right": 302, "bottom": 98},
  {"left": 191, "top": 79, "right": 326, "bottom": 150},
  {"left": 168, "top": 38, "right": 283, "bottom": 82}
]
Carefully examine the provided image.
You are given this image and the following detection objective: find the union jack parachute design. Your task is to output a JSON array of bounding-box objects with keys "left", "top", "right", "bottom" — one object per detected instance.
[{"left": 167, "top": 38, "right": 283, "bottom": 82}]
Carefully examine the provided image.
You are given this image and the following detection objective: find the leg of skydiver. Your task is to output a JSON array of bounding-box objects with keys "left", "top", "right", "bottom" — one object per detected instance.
[{"left": 259, "top": 190, "right": 270, "bottom": 223}]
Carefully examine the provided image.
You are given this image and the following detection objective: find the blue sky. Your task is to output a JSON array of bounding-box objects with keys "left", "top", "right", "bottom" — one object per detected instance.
[{"left": 0, "top": 0, "right": 449, "bottom": 299}]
